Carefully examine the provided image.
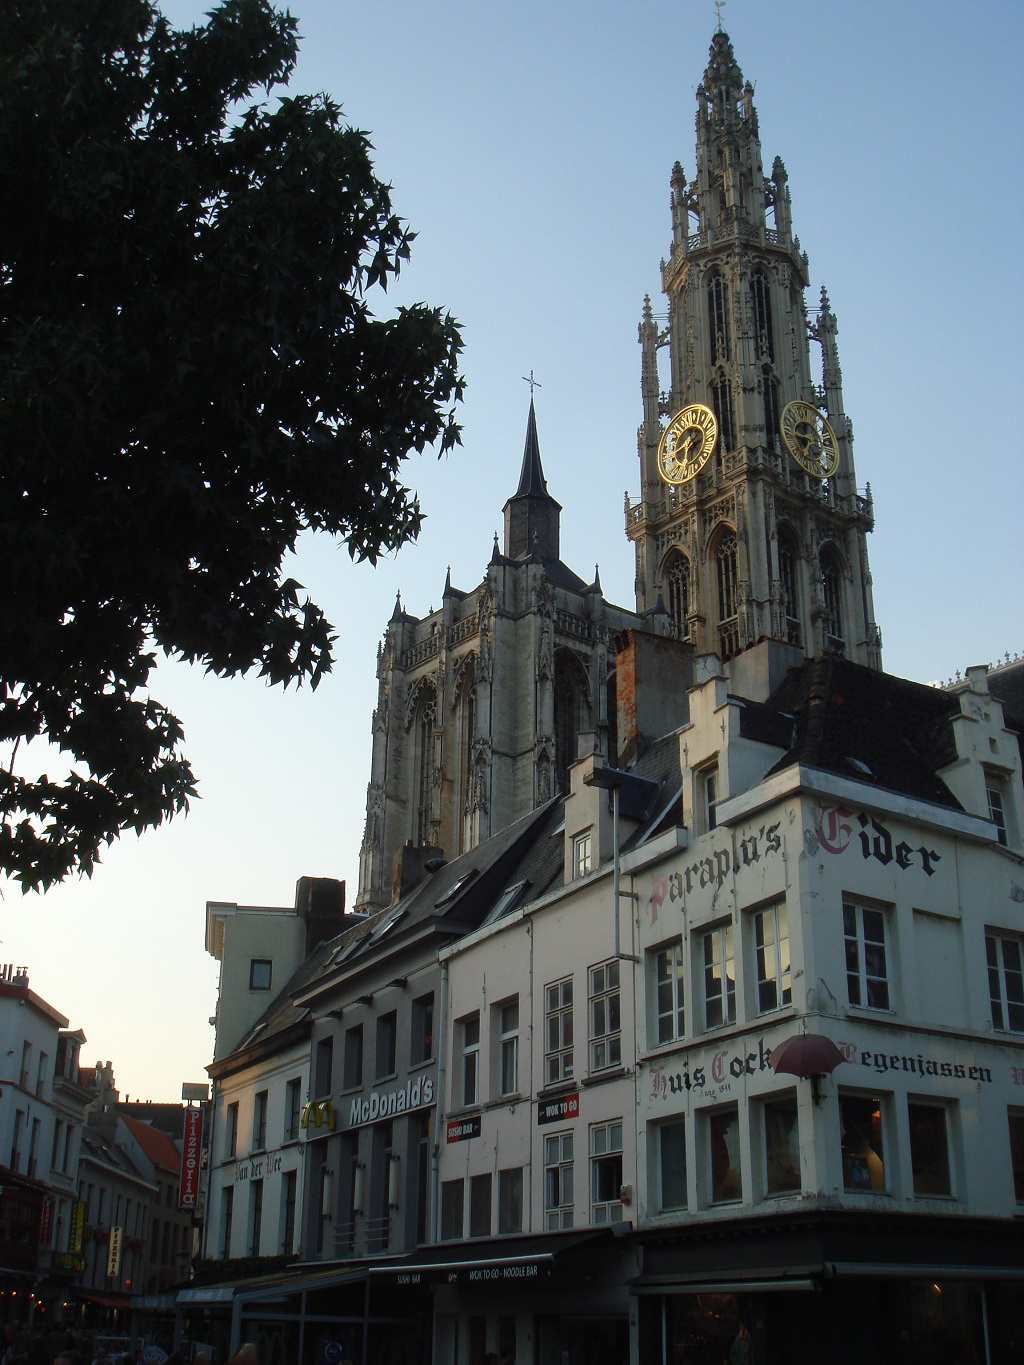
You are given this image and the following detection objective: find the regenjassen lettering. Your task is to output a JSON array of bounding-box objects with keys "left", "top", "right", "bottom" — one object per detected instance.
[{"left": 859, "top": 1050, "right": 992, "bottom": 1084}]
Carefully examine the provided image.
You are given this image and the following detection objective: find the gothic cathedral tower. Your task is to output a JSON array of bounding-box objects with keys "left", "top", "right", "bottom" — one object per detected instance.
[
  {"left": 627, "top": 30, "right": 882, "bottom": 669},
  {"left": 354, "top": 402, "right": 642, "bottom": 915}
]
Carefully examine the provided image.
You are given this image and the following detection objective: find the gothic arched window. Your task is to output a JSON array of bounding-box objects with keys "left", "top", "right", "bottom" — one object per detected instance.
[
  {"left": 711, "top": 373, "right": 735, "bottom": 454},
  {"left": 663, "top": 550, "right": 692, "bottom": 641},
  {"left": 820, "top": 546, "right": 844, "bottom": 651},
  {"left": 750, "top": 270, "right": 775, "bottom": 362},
  {"left": 778, "top": 530, "right": 801, "bottom": 646},
  {"left": 412, "top": 687, "right": 438, "bottom": 845},
  {"left": 454, "top": 657, "right": 477, "bottom": 854},
  {"left": 553, "top": 650, "right": 590, "bottom": 796},
  {"left": 762, "top": 367, "right": 781, "bottom": 452},
  {"left": 715, "top": 530, "right": 740, "bottom": 659},
  {"left": 707, "top": 271, "right": 732, "bottom": 365}
]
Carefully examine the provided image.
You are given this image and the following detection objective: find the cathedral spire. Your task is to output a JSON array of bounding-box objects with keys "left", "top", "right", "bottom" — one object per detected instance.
[
  {"left": 628, "top": 29, "right": 880, "bottom": 670},
  {"left": 503, "top": 396, "right": 562, "bottom": 562}
]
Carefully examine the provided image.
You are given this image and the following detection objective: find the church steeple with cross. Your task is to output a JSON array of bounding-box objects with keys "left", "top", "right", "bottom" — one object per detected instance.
[
  {"left": 627, "top": 29, "right": 881, "bottom": 668},
  {"left": 354, "top": 395, "right": 642, "bottom": 915}
]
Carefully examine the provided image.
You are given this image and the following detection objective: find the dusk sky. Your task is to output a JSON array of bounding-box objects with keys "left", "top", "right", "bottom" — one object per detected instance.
[{"left": 4, "top": 0, "right": 1021, "bottom": 1100}]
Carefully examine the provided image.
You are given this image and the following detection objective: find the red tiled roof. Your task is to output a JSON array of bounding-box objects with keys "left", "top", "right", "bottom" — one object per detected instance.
[{"left": 122, "top": 1114, "right": 182, "bottom": 1171}]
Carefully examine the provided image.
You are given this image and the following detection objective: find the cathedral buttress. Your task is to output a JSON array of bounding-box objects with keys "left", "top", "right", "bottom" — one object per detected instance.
[{"left": 627, "top": 29, "right": 881, "bottom": 670}]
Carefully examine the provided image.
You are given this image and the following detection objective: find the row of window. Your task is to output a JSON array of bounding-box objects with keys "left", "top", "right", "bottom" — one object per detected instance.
[
  {"left": 454, "top": 964, "right": 623, "bottom": 1112},
  {"left": 646, "top": 1094, "right": 1024, "bottom": 1214},
  {"left": 439, "top": 1120, "right": 626, "bottom": 1241},
  {"left": 457, "top": 999, "right": 521, "bottom": 1106},
  {"left": 648, "top": 903, "right": 790, "bottom": 1045},
  {"left": 440, "top": 1167, "right": 524, "bottom": 1241},
  {"left": 314, "top": 993, "right": 435, "bottom": 1099},
  {"left": 219, "top": 1169, "right": 299, "bottom": 1259},
  {"left": 659, "top": 540, "right": 845, "bottom": 652},
  {"left": 16, "top": 1040, "right": 50, "bottom": 1097},
  {"left": 647, "top": 907, "right": 1024, "bottom": 1042}
]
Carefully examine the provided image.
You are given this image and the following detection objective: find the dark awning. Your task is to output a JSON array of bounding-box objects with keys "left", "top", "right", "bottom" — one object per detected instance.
[
  {"left": 176, "top": 1264, "right": 368, "bottom": 1308},
  {"left": 78, "top": 1289, "right": 132, "bottom": 1309},
  {"left": 368, "top": 1229, "right": 616, "bottom": 1288}
]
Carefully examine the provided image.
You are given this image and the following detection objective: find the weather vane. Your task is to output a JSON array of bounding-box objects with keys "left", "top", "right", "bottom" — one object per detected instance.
[
  {"left": 714, "top": 0, "right": 726, "bottom": 31},
  {"left": 522, "top": 370, "right": 542, "bottom": 397}
]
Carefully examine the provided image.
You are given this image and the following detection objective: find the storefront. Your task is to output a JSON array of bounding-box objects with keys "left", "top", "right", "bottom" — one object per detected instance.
[
  {"left": 632, "top": 1212, "right": 1024, "bottom": 1365},
  {"left": 373, "top": 1229, "right": 637, "bottom": 1365},
  {"left": 172, "top": 1263, "right": 429, "bottom": 1365}
]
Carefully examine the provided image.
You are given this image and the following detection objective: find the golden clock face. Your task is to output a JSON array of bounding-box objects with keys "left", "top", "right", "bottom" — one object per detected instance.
[
  {"left": 780, "top": 401, "right": 839, "bottom": 478},
  {"left": 657, "top": 403, "right": 718, "bottom": 485}
]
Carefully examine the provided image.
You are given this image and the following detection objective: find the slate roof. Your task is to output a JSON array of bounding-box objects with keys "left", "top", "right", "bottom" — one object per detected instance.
[
  {"left": 80, "top": 1128, "right": 146, "bottom": 1181},
  {"left": 119, "top": 1102, "right": 191, "bottom": 1137},
  {"left": 986, "top": 655, "right": 1024, "bottom": 730},
  {"left": 299, "top": 798, "right": 563, "bottom": 1000},
  {"left": 764, "top": 653, "right": 963, "bottom": 809}
]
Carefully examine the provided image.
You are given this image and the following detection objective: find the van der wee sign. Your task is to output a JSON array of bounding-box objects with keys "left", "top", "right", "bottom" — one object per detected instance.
[{"left": 538, "top": 1092, "right": 579, "bottom": 1125}]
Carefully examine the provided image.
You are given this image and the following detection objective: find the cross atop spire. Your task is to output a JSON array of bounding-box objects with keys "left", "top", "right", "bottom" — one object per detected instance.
[{"left": 503, "top": 396, "right": 561, "bottom": 561}]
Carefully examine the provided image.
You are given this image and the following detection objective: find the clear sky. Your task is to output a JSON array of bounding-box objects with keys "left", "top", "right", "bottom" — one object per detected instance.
[{"left": 3, "top": 0, "right": 1021, "bottom": 1101}]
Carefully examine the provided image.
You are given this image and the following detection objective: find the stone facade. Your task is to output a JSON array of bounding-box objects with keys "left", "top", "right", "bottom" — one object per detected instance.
[
  {"left": 355, "top": 401, "right": 648, "bottom": 915},
  {"left": 626, "top": 32, "right": 882, "bottom": 669}
]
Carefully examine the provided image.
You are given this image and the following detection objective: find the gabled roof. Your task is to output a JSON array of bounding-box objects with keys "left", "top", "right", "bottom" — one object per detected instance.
[
  {"left": 764, "top": 653, "right": 963, "bottom": 809},
  {"left": 121, "top": 1114, "right": 182, "bottom": 1172},
  {"left": 80, "top": 1128, "right": 146, "bottom": 1182}
]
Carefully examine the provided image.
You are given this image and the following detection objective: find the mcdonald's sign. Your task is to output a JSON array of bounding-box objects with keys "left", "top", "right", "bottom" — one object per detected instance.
[{"left": 300, "top": 1101, "right": 336, "bottom": 1131}]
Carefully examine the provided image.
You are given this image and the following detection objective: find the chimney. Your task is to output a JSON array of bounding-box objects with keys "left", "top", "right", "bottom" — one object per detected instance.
[
  {"left": 614, "top": 628, "right": 694, "bottom": 767},
  {"left": 295, "top": 876, "right": 348, "bottom": 952},
  {"left": 391, "top": 842, "right": 444, "bottom": 904}
]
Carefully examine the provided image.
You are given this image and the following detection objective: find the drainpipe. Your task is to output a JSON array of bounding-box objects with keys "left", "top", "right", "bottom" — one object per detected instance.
[{"left": 430, "top": 958, "right": 449, "bottom": 1241}]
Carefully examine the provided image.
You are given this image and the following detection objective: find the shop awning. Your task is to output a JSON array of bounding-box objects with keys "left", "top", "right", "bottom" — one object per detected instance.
[
  {"left": 825, "top": 1261, "right": 1024, "bottom": 1282},
  {"left": 176, "top": 1264, "right": 368, "bottom": 1308},
  {"left": 78, "top": 1289, "right": 133, "bottom": 1309},
  {"left": 131, "top": 1291, "right": 183, "bottom": 1311},
  {"left": 367, "top": 1229, "right": 615, "bottom": 1288},
  {"left": 631, "top": 1270, "right": 820, "bottom": 1295}
]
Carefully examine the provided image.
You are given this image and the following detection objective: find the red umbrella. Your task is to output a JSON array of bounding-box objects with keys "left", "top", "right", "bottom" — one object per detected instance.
[{"left": 770, "top": 1033, "right": 846, "bottom": 1079}]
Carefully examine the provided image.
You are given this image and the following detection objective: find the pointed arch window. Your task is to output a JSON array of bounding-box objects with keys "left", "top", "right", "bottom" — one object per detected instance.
[
  {"left": 455, "top": 658, "right": 477, "bottom": 854},
  {"left": 750, "top": 271, "right": 775, "bottom": 362},
  {"left": 413, "top": 689, "right": 438, "bottom": 845},
  {"left": 715, "top": 531, "right": 740, "bottom": 660},
  {"left": 820, "top": 547, "right": 844, "bottom": 652},
  {"left": 762, "top": 367, "right": 781, "bottom": 452},
  {"left": 711, "top": 373, "right": 735, "bottom": 455},
  {"left": 707, "top": 271, "right": 732, "bottom": 365},
  {"left": 553, "top": 651, "right": 590, "bottom": 796},
  {"left": 778, "top": 531, "right": 801, "bottom": 646},
  {"left": 663, "top": 551, "right": 692, "bottom": 641}
]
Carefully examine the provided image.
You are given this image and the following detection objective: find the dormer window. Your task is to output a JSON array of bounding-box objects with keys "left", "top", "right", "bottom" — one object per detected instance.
[
  {"left": 572, "top": 831, "right": 593, "bottom": 880},
  {"left": 986, "top": 780, "right": 1008, "bottom": 846}
]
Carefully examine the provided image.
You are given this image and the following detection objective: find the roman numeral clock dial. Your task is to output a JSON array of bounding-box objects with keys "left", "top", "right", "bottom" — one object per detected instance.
[
  {"left": 779, "top": 401, "right": 840, "bottom": 478},
  {"left": 657, "top": 404, "right": 718, "bottom": 485}
]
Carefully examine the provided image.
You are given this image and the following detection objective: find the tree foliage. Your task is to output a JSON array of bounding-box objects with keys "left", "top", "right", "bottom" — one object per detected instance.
[{"left": 0, "top": 0, "right": 464, "bottom": 890}]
